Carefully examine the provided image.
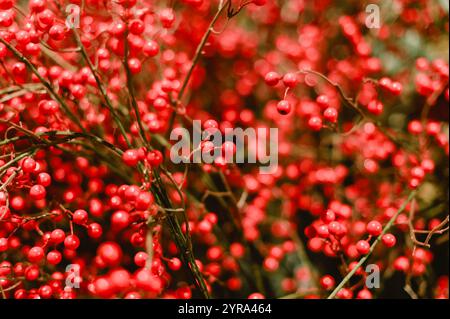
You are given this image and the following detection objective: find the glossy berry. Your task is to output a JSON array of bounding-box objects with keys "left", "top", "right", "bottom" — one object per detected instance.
[
  {"left": 72, "top": 209, "right": 88, "bottom": 225},
  {"left": 122, "top": 149, "right": 140, "bottom": 166},
  {"left": 265, "top": 72, "right": 281, "bottom": 86},
  {"left": 64, "top": 235, "right": 80, "bottom": 250},
  {"left": 29, "top": 185, "right": 46, "bottom": 200},
  {"left": 356, "top": 240, "right": 370, "bottom": 255}
]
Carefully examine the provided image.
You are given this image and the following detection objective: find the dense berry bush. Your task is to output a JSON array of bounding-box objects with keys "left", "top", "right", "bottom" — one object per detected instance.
[{"left": 0, "top": 0, "right": 448, "bottom": 299}]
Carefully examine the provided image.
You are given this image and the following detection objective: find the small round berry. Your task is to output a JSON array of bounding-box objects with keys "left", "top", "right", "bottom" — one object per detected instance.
[
  {"left": 72, "top": 209, "right": 88, "bottom": 225},
  {"left": 203, "top": 119, "right": 219, "bottom": 129},
  {"left": 320, "top": 275, "right": 335, "bottom": 290},
  {"left": 37, "top": 172, "right": 51, "bottom": 187},
  {"left": 134, "top": 252, "right": 148, "bottom": 267},
  {"left": 328, "top": 221, "right": 345, "bottom": 237},
  {"left": 381, "top": 233, "right": 396, "bottom": 247},
  {"left": 111, "top": 210, "right": 130, "bottom": 230},
  {"left": 367, "top": 100, "right": 383, "bottom": 115},
  {"left": 28, "top": 246, "right": 45, "bottom": 263},
  {"left": 64, "top": 235, "right": 80, "bottom": 250},
  {"left": 48, "top": 24, "right": 66, "bottom": 41},
  {"left": 87, "top": 223, "right": 103, "bottom": 239},
  {"left": 316, "top": 224, "right": 329, "bottom": 238},
  {"left": 46, "top": 250, "right": 62, "bottom": 265},
  {"left": 0, "top": 238, "right": 8, "bottom": 252},
  {"left": 356, "top": 289, "right": 373, "bottom": 299},
  {"left": 356, "top": 240, "right": 370, "bottom": 255},
  {"left": 248, "top": 293, "right": 265, "bottom": 299},
  {"left": 390, "top": 81, "right": 403, "bottom": 95},
  {"left": 316, "top": 95, "right": 330, "bottom": 108},
  {"left": 321, "top": 209, "right": 335, "bottom": 223},
  {"left": 129, "top": 19, "right": 145, "bottom": 35},
  {"left": 38, "top": 285, "right": 53, "bottom": 299},
  {"left": 29, "top": 185, "right": 46, "bottom": 200},
  {"left": 50, "top": 229, "right": 65, "bottom": 244},
  {"left": 97, "top": 242, "right": 122, "bottom": 267},
  {"left": 122, "top": 149, "right": 140, "bottom": 166},
  {"left": 168, "top": 258, "right": 182, "bottom": 271},
  {"left": 277, "top": 100, "right": 291, "bottom": 115},
  {"left": 393, "top": 256, "right": 410, "bottom": 272},
  {"left": 366, "top": 220, "right": 382, "bottom": 236},
  {"left": 379, "top": 77, "right": 392, "bottom": 90},
  {"left": 128, "top": 58, "right": 142, "bottom": 74},
  {"left": 308, "top": 116, "right": 323, "bottom": 131},
  {"left": 283, "top": 73, "right": 298, "bottom": 88},
  {"left": 21, "top": 157, "right": 37, "bottom": 173},
  {"left": 264, "top": 72, "right": 281, "bottom": 86},
  {"left": 147, "top": 150, "right": 163, "bottom": 167},
  {"left": 143, "top": 40, "right": 159, "bottom": 57},
  {"left": 323, "top": 107, "right": 338, "bottom": 123},
  {"left": 336, "top": 288, "right": 353, "bottom": 299},
  {"left": 252, "top": 0, "right": 267, "bottom": 5},
  {"left": 159, "top": 8, "right": 175, "bottom": 28},
  {"left": 407, "top": 120, "right": 422, "bottom": 134}
]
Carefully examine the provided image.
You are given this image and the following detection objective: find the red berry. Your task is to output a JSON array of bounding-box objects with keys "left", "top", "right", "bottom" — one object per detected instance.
[
  {"left": 356, "top": 240, "right": 370, "bottom": 255},
  {"left": 308, "top": 116, "right": 323, "bottom": 131},
  {"left": 147, "top": 150, "right": 163, "bottom": 167},
  {"left": 64, "top": 235, "right": 80, "bottom": 250},
  {"left": 21, "top": 157, "right": 37, "bottom": 173},
  {"left": 143, "top": 40, "right": 159, "bottom": 57},
  {"left": 159, "top": 8, "right": 175, "bottom": 28},
  {"left": 323, "top": 107, "right": 338, "bottom": 123},
  {"left": 122, "top": 149, "right": 140, "bottom": 166},
  {"left": 264, "top": 72, "right": 281, "bottom": 86},
  {"left": 87, "top": 223, "right": 103, "bottom": 239},
  {"left": 97, "top": 242, "right": 122, "bottom": 267},
  {"left": 283, "top": 73, "right": 298, "bottom": 88},
  {"left": 128, "top": 58, "right": 142, "bottom": 74},
  {"left": 46, "top": 250, "right": 62, "bottom": 265},
  {"left": 320, "top": 275, "right": 335, "bottom": 290},
  {"left": 72, "top": 209, "right": 88, "bottom": 225},
  {"left": 366, "top": 221, "right": 382, "bottom": 236},
  {"left": 248, "top": 293, "right": 265, "bottom": 299},
  {"left": 29, "top": 185, "right": 46, "bottom": 200},
  {"left": 367, "top": 100, "right": 383, "bottom": 115},
  {"left": 0, "top": 238, "right": 8, "bottom": 252},
  {"left": 50, "top": 229, "right": 66, "bottom": 244},
  {"left": 37, "top": 172, "right": 51, "bottom": 187},
  {"left": 252, "top": 0, "right": 267, "bottom": 6}
]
